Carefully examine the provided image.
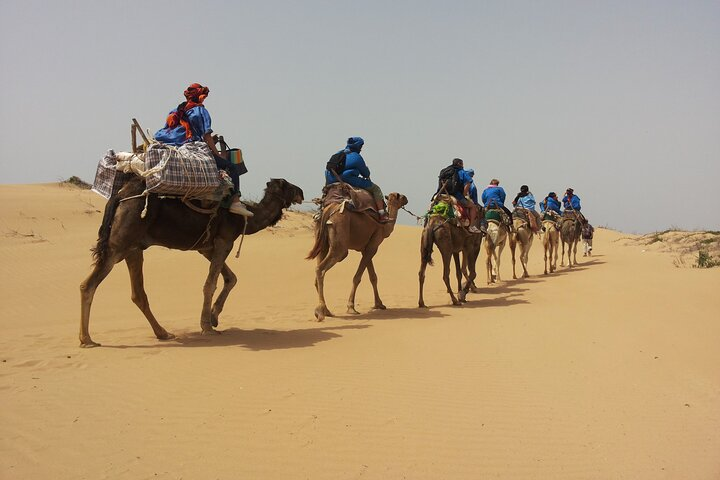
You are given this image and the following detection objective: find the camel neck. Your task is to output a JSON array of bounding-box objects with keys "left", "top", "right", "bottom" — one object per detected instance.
[
  {"left": 382, "top": 205, "right": 402, "bottom": 237},
  {"left": 243, "top": 195, "right": 286, "bottom": 234}
]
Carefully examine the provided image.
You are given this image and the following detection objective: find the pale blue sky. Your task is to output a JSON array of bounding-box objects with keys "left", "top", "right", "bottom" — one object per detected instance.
[{"left": 1, "top": 0, "right": 718, "bottom": 233}]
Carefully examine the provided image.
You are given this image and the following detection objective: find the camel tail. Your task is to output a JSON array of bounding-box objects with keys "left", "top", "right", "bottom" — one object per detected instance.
[
  {"left": 421, "top": 222, "right": 435, "bottom": 266},
  {"left": 306, "top": 216, "right": 330, "bottom": 260},
  {"left": 91, "top": 195, "right": 121, "bottom": 266}
]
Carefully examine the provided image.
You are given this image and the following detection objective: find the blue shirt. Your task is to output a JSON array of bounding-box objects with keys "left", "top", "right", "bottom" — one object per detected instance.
[
  {"left": 469, "top": 179, "right": 478, "bottom": 204},
  {"left": 562, "top": 194, "right": 581, "bottom": 211},
  {"left": 153, "top": 105, "right": 212, "bottom": 146},
  {"left": 541, "top": 196, "right": 561, "bottom": 214},
  {"left": 324, "top": 150, "right": 373, "bottom": 188},
  {"left": 482, "top": 185, "right": 506, "bottom": 208},
  {"left": 453, "top": 169, "right": 474, "bottom": 201},
  {"left": 516, "top": 193, "right": 536, "bottom": 210}
]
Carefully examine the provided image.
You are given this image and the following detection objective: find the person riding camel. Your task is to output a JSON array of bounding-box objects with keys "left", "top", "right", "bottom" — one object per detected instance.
[
  {"left": 539, "top": 191, "right": 562, "bottom": 232},
  {"left": 153, "top": 83, "right": 253, "bottom": 216},
  {"left": 511, "top": 184, "right": 542, "bottom": 232},
  {"left": 540, "top": 192, "right": 562, "bottom": 215},
  {"left": 325, "top": 137, "right": 388, "bottom": 222},
  {"left": 481, "top": 179, "right": 514, "bottom": 231},
  {"left": 562, "top": 188, "right": 586, "bottom": 222},
  {"left": 433, "top": 158, "right": 481, "bottom": 234},
  {"left": 562, "top": 188, "right": 581, "bottom": 212}
]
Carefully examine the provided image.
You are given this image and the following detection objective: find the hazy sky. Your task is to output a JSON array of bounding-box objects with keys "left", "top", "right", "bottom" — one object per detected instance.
[{"left": 1, "top": 0, "right": 718, "bottom": 233}]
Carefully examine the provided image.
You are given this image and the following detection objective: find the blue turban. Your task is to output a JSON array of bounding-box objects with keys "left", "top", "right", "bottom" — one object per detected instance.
[{"left": 345, "top": 136, "right": 364, "bottom": 153}]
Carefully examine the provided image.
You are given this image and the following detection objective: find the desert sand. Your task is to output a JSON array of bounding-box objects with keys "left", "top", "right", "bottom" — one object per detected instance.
[{"left": 1, "top": 182, "right": 719, "bottom": 479}]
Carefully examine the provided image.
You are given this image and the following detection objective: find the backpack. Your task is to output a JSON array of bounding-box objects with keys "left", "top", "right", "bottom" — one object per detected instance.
[
  {"left": 438, "top": 165, "right": 462, "bottom": 195},
  {"left": 326, "top": 151, "right": 347, "bottom": 177}
]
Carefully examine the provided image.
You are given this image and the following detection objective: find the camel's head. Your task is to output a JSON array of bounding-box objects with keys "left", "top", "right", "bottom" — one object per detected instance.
[
  {"left": 267, "top": 178, "right": 304, "bottom": 208},
  {"left": 386, "top": 192, "right": 408, "bottom": 208}
]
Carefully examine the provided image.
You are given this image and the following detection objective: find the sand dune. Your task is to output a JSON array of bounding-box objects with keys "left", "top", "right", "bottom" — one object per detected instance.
[{"left": 1, "top": 183, "right": 718, "bottom": 479}]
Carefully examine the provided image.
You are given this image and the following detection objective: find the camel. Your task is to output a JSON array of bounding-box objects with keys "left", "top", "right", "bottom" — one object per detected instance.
[
  {"left": 484, "top": 219, "right": 509, "bottom": 285},
  {"left": 560, "top": 214, "right": 582, "bottom": 267},
  {"left": 79, "top": 176, "right": 304, "bottom": 347},
  {"left": 418, "top": 212, "right": 483, "bottom": 307},
  {"left": 307, "top": 192, "right": 408, "bottom": 321},
  {"left": 508, "top": 212, "right": 535, "bottom": 279},
  {"left": 541, "top": 218, "right": 560, "bottom": 274}
]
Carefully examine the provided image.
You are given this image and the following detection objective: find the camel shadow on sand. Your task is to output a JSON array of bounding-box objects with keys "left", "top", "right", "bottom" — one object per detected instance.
[
  {"left": 106, "top": 324, "right": 371, "bottom": 351},
  {"left": 348, "top": 307, "right": 449, "bottom": 321}
]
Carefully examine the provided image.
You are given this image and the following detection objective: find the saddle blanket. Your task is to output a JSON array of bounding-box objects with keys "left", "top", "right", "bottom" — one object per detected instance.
[{"left": 322, "top": 183, "right": 377, "bottom": 212}]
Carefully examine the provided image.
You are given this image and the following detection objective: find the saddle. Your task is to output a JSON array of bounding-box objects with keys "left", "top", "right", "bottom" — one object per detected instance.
[
  {"left": 431, "top": 194, "right": 470, "bottom": 226},
  {"left": 322, "top": 183, "right": 380, "bottom": 216},
  {"left": 513, "top": 208, "right": 540, "bottom": 232},
  {"left": 485, "top": 208, "right": 510, "bottom": 225},
  {"left": 561, "top": 211, "right": 585, "bottom": 224}
]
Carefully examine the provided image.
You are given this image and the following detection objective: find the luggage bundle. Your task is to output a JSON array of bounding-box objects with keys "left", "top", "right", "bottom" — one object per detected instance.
[
  {"left": 91, "top": 150, "right": 128, "bottom": 199},
  {"left": 143, "top": 142, "right": 221, "bottom": 197},
  {"left": 91, "top": 141, "right": 224, "bottom": 200}
]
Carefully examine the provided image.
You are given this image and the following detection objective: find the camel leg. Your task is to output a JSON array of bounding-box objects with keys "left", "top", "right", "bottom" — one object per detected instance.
[
  {"left": 366, "top": 259, "right": 386, "bottom": 310},
  {"left": 494, "top": 240, "right": 505, "bottom": 284},
  {"left": 79, "top": 257, "right": 118, "bottom": 347},
  {"left": 485, "top": 241, "right": 494, "bottom": 285},
  {"left": 200, "top": 244, "right": 233, "bottom": 334},
  {"left": 200, "top": 251, "right": 238, "bottom": 328},
  {"left": 441, "top": 251, "right": 460, "bottom": 305},
  {"left": 543, "top": 237, "right": 549, "bottom": 275},
  {"left": 454, "top": 253, "right": 466, "bottom": 302},
  {"left": 210, "top": 263, "right": 237, "bottom": 327},
  {"left": 572, "top": 239, "right": 579, "bottom": 266},
  {"left": 347, "top": 248, "right": 377, "bottom": 314},
  {"left": 461, "top": 245, "right": 479, "bottom": 298},
  {"left": 314, "top": 248, "right": 344, "bottom": 321},
  {"left": 521, "top": 236, "right": 532, "bottom": 278},
  {"left": 509, "top": 234, "right": 518, "bottom": 280},
  {"left": 560, "top": 241, "right": 567, "bottom": 267},
  {"left": 125, "top": 250, "right": 174, "bottom": 341},
  {"left": 418, "top": 259, "right": 428, "bottom": 308}
]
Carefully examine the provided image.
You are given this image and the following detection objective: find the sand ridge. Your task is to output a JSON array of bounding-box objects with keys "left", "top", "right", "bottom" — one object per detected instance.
[{"left": 1, "top": 183, "right": 719, "bottom": 479}]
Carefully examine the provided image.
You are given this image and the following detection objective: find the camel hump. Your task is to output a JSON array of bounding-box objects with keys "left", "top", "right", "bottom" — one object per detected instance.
[{"left": 322, "top": 183, "right": 377, "bottom": 213}]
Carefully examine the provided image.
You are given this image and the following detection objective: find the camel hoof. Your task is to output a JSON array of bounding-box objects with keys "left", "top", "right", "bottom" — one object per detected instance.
[
  {"left": 157, "top": 331, "right": 176, "bottom": 341},
  {"left": 418, "top": 303, "right": 427, "bottom": 309},
  {"left": 372, "top": 304, "right": 386, "bottom": 310},
  {"left": 201, "top": 328, "right": 221, "bottom": 336},
  {"left": 347, "top": 307, "right": 361, "bottom": 315},
  {"left": 79, "top": 339, "right": 101, "bottom": 348},
  {"left": 211, "top": 315, "right": 219, "bottom": 328},
  {"left": 314, "top": 307, "right": 326, "bottom": 322}
]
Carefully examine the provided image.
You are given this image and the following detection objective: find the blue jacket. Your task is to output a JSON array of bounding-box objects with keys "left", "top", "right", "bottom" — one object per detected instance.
[
  {"left": 453, "top": 169, "right": 474, "bottom": 202},
  {"left": 482, "top": 185, "right": 506, "bottom": 208},
  {"left": 562, "top": 194, "right": 581, "bottom": 211},
  {"left": 469, "top": 181, "right": 478, "bottom": 204},
  {"left": 515, "top": 193, "right": 536, "bottom": 210},
  {"left": 541, "top": 196, "right": 561, "bottom": 214},
  {"left": 324, "top": 137, "right": 373, "bottom": 188},
  {"left": 154, "top": 105, "right": 212, "bottom": 145}
]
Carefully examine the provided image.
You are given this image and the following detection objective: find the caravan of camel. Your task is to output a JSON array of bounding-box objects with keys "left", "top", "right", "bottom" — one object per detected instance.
[{"left": 79, "top": 170, "right": 586, "bottom": 347}]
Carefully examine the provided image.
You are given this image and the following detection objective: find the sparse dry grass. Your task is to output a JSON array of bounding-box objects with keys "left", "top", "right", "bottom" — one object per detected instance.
[{"left": 619, "top": 229, "right": 720, "bottom": 268}]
